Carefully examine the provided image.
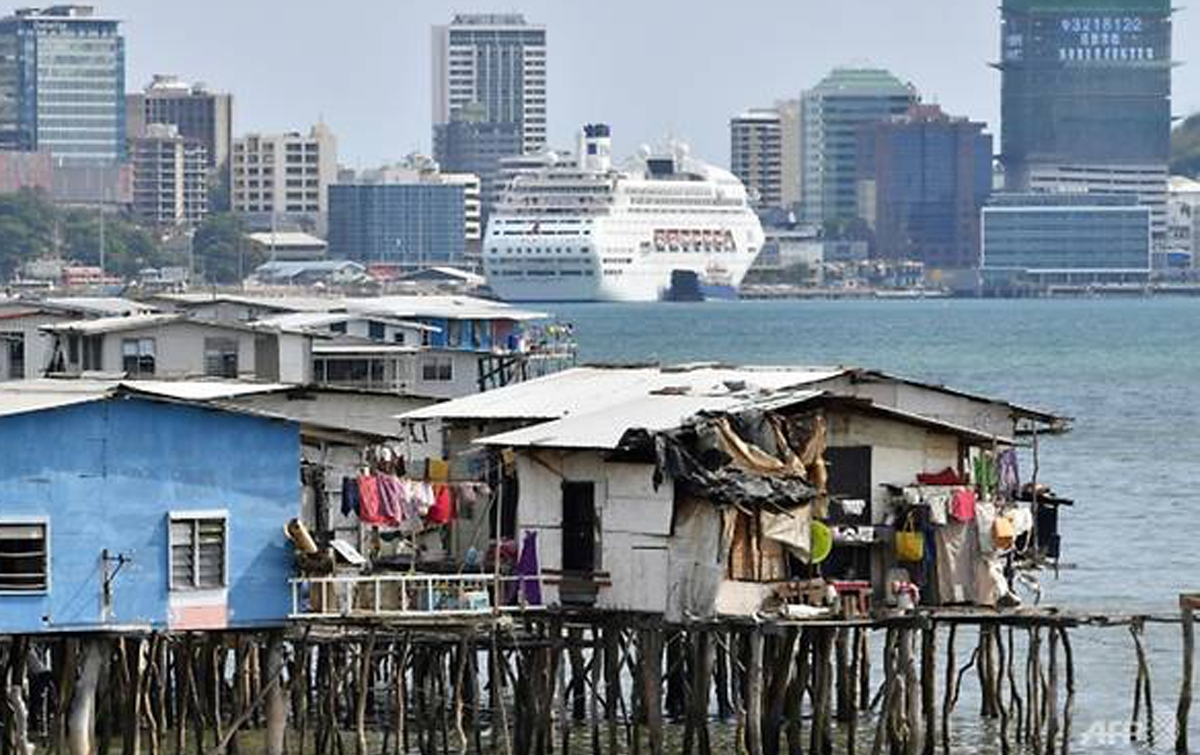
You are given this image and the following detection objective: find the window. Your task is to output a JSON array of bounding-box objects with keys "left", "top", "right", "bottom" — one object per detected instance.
[
  {"left": 0, "top": 521, "right": 48, "bottom": 593},
  {"left": 2, "top": 332, "right": 25, "bottom": 379},
  {"left": 421, "top": 356, "right": 453, "bottom": 382},
  {"left": 169, "top": 514, "right": 227, "bottom": 590},
  {"left": 82, "top": 335, "right": 103, "bottom": 371},
  {"left": 368, "top": 321, "right": 385, "bottom": 341},
  {"left": 121, "top": 338, "right": 156, "bottom": 377},
  {"left": 329, "top": 321, "right": 347, "bottom": 335},
  {"left": 204, "top": 338, "right": 239, "bottom": 378}
]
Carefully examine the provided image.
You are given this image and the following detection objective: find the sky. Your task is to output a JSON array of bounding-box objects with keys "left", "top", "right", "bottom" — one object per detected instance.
[{"left": 100, "top": 0, "right": 1200, "bottom": 169}]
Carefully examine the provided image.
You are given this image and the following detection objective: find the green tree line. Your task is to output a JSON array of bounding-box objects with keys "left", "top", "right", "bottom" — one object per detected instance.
[{"left": 0, "top": 188, "right": 263, "bottom": 285}]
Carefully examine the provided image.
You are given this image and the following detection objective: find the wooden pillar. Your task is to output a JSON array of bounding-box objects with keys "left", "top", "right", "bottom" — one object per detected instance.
[
  {"left": 1179, "top": 596, "right": 1197, "bottom": 755},
  {"left": 640, "top": 628, "right": 664, "bottom": 755},
  {"left": 264, "top": 634, "right": 286, "bottom": 755},
  {"left": 1059, "top": 626, "right": 1076, "bottom": 755},
  {"left": 940, "top": 624, "right": 956, "bottom": 755},
  {"left": 1046, "top": 624, "right": 1060, "bottom": 755},
  {"left": 921, "top": 623, "right": 936, "bottom": 755},
  {"left": 761, "top": 628, "right": 796, "bottom": 755},
  {"left": 745, "top": 629, "right": 764, "bottom": 755},
  {"left": 67, "top": 639, "right": 107, "bottom": 755}
]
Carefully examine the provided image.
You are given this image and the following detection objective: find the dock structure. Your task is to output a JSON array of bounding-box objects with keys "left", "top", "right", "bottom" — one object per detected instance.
[{"left": 6, "top": 606, "right": 1196, "bottom": 755}]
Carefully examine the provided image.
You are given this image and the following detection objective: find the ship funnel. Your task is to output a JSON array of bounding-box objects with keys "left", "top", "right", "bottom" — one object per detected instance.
[{"left": 580, "top": 123, "right": 612, "bottom": 173}]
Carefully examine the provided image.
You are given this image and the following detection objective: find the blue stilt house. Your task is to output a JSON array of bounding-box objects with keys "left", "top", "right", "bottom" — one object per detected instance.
[{"left": 0, "top": 381, "right": 300, "bottom": 634}]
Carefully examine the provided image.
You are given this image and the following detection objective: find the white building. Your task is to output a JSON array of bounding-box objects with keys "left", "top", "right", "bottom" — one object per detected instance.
[
  {"left": 1025, "top": 163, "right": 1169, "bottom": 262},
  {"left": 41, "top": 314, "right": 313, "bottom": 383},
  {"left": 431, "top": 14, "right": 547, "bottom": 157},
  {"left": 0, "top": 298, "right": 157, "bottom": 380},
  {"left": 1168, "top": 175, "right": 1200, "bottom": 269},
  {"left": 232, "top": 123, "right": 338, "bottom": 235},
  {"left": 131, "top": 124, "right": 209, "bottom": 228}
]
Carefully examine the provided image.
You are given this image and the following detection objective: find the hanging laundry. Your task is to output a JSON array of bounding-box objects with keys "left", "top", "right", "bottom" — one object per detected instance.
[
  {"left": 949, "top": 488, "right": 977, "bottom": 523},
  {"left": 357, "top": 475, "right": 384, "bottom": 525},
  {"left": 376, "top": 474, "right": 404, "bottom": 526},
  {"left": 427, "top": 483, "right": 454, "bottom": 525},
  {"left": 427, "top": 458, "right": 450, "bottom": 482},
  {"left": 507, "top": 531, "right": 542, "bottom": 606},
  {"left": 917, "top": 468, "right": 963, "bottom": 486},
  {"left": 397, "top": 479, "right": 420, "bottom": 523},
  {"left": 341, "top": 476, "right": 360, "bottom": 517},
  {"left": 997, "top": 449, "right": 1020, "bottom": 498},
  {"left": 974, "top": 454, "right": 998, "bottom": 500},
  {"left": 410, "top": 482, "right": 434, "bottom": 518}
]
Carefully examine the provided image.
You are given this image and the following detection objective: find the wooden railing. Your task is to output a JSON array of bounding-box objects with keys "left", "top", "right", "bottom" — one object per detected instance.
[{"left": 289, "top": 573, "right": 544, "bottom": 619}]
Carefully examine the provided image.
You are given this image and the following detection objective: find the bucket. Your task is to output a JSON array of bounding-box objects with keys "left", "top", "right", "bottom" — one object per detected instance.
[{"left": 809, "top": 521, "right": 833, "bottom": 564}]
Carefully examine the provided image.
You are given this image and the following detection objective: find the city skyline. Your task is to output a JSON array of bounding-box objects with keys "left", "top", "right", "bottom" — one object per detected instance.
[{"left": 96, "top": 0, "right": 1200, "bottom": 169}]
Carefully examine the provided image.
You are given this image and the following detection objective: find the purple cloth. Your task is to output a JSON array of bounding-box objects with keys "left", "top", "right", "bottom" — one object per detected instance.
[
  {"left": 376, "top": 474, "right": 404, "bottom": 526},
  {"left": 506, "top": 531, "right": 542, "bottom": 606},
  {"left": 997, "top": 449, "right": 1020, "bottom": 498}
]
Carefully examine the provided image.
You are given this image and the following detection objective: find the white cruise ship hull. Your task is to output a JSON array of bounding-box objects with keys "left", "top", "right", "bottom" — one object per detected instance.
[{"left": 486, "top": 250, "right": 755, "bottom": 302}]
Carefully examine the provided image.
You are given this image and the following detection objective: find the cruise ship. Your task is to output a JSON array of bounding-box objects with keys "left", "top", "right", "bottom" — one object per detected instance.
[{"left": 483, "top": 124, "right": 765, "bottom": 302}]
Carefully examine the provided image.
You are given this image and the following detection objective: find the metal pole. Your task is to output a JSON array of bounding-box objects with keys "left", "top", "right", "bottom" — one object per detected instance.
[{"left": 98, "top": 205, "right": 106, "bottom": 275}]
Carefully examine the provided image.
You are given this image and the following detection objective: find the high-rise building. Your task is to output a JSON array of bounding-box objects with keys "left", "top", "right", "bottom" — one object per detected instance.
[
  {"left": 231, "top": 124, "right": 337, "bottom": 235},
  {"left": 800, "top": 67, "right": 917, "bottom": 226},
  {"left": 127, "top": 75, "right": 233, "bottom": 182},
  {"left": 0, "top": 5, "right": 125, "bottom": 166},
  {"left": 730, "top": 101, "right": 801, "bottom": 212},
  {"left": 856, "top": 104, "right": 993, "bottom": 270},
  {"left": 432, "top": 13, "right": 546, "bottom": 156},
  {"left": 328, "top": 183, "right": 466, "bottom": 267},
  {"left": 434, "top": 107, "right": 523, "bottom": 221},
  {"left": 731, "top": 109, "right": 782, "bottom": 210},
  {"left": 131, "top": 124, "right": 208, "bottom": 228},
  {"left": 999, "top": 0, "right": 1172, "bottom": 252}
]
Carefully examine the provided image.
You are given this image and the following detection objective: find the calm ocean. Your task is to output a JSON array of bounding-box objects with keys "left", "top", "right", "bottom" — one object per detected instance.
[{"left": 547, "top": 297, "right": 1200, "bottom": 753}]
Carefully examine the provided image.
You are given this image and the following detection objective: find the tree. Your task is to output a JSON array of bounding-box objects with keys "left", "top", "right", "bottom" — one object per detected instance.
[
  {"left": 57, "top": 207, "right": 181, "bottom": 278},
  {"left": 0, "top": 189, "right": 56, "bottom": 278},
  {"left": 1171, "top": 113, "right": 1200, "bottom": 177},
  {"left": 193, "top": 213, "right": 262, "bottom": 284}
]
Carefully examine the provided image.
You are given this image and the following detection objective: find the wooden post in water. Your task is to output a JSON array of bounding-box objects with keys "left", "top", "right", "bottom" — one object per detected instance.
[
  {"left": 745, "top": 628, "right": 764, "bottom": 755},
  {"left": 1179, "top": 595, "right": 1198, "bottom": 755}
]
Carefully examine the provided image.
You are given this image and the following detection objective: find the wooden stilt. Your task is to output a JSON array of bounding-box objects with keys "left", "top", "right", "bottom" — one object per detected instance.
[
  {"left": 921, "top": 623, "right": 936, "bottom": 755},
  {"left": 1178, "top": 599, "right": 1196, "bottom": 755},
  {"left": 745, "top": 629, "right": 764, "bottom": 755}
]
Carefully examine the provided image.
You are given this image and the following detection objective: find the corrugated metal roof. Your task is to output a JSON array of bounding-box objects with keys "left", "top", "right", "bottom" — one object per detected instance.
[
  {"left": 0, "top": 380, "right": 112, "bottom": 418},
  {"left": 257, "top": 312, "right": 439, "bottom": 333},
  {"left": 153, "top": 293, "right": 547, "bottom": 322},
  {"left": 0, "top": 380, "right": 296, "bottom": 419},
  {"left": 245, "top": 231, "right": 328, "bottom": 248},
  {"left": 346, "top": 295, "right": 547, "bottom": 322},
  {"left": 43, "top": 297, "right": 158, "bottom": 316},
  {"left": 400, "top": 365, "right": 850, "bottom": 422},
  {"left": 40, "top": 313, "right": 183, "bottom": 335},
  {"left": 477, "top": 390, "right": 825, "bottom": 450},
  {"left": 121, "top": 381, "right": 294, "bottom": 402}
]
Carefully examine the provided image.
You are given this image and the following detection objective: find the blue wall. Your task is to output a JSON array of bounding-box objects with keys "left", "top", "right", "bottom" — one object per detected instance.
[{"left": 0, "top": 397, "right": 299, "bottom": 633}]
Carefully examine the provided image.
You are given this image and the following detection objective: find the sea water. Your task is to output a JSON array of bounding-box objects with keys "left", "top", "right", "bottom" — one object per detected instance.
[{"left": 545, "top": 297, "right": 1200, "bottom": 753}]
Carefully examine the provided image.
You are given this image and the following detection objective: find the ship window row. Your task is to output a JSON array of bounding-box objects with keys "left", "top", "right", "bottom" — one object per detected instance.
[
  {"left": 490, "top": 247, "right": 593, "bottom": 256},
  {"left": 494, "top": 270, "right": 595, "bottom": 277}
]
